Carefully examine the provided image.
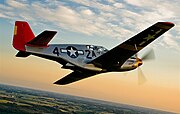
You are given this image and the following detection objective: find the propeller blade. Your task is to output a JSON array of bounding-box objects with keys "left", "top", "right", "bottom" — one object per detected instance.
[
  {"left": 134, "top": 44, "right": 138, "bottom": 60},
  {"left": 138, "top": 67, "right": 147, "bottom": 85},
  {"left": 141, "top": 49, "right": 155, "bottom": 61},
  {"left": 134, "top": 44, "right": 147, "bottom": 85}
]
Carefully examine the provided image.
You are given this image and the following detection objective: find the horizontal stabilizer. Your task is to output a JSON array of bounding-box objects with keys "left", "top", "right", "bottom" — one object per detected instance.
[
  {"left": 27, "top": 30, "right": 57, "bottom": 47},
  {"left": 16, "top": 51, "right": 30, "bottom": 57}
]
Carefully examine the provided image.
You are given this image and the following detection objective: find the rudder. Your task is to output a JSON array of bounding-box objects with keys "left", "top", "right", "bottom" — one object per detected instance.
[{"left": 13, "top": 21, "right": 35, "bottom": 51}]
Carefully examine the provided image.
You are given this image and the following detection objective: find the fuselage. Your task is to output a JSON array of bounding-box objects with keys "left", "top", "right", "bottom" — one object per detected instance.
[{"left": 25, "top": 44, "right": 141, "bottom": 72}]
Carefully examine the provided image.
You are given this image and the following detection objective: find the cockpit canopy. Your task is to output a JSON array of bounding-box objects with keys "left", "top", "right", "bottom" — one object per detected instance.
[{"left": 86, "top": 45, "right": 108, "bottom": 53}]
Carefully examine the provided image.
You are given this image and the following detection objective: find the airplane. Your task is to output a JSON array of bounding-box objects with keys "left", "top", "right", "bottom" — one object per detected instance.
[{"left": 12, "top": 21, "right": 174, "bottom": 85}]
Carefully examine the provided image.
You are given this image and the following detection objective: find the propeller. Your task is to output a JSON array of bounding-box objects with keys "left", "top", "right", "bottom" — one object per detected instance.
[
  {"left": 141, "top": 49, "right": 155, "bottom": 61},
  {"left": 134, "top": 45, "right": 155, "bottom": 85},
  {"left": 137, "top": 67, "right": 146, "bottom": 85}
]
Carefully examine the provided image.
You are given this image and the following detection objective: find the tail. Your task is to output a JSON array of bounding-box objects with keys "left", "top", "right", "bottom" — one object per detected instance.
[
  {"left": 13, "top": 21, "right": 35, "bottom": 51},
  {"left": 13, "top": 21, "right": 57, "bottom": 57}
]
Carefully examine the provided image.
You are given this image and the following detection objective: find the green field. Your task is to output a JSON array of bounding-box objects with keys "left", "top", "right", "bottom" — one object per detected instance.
[{"left": 0, "top": 84, "right": 175, "bottom": 114}]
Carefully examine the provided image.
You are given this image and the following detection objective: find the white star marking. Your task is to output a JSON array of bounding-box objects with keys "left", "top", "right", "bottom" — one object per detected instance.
[
  {"left": 139, "top": 34, "right": 155, "bottom": 46},
  {"left": 68, "top": 47, "right": 77, "bottom": 57},
  {"left": 139, "top": 29, "right": 163, "bottom": 46},
  {"left": 144, "top": 34, "right": 155, "bottom": 41}
]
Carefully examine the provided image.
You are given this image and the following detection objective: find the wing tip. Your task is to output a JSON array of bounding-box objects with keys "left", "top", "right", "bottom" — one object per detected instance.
[
  {"left": 53, "top": 81, "right": 66, "bottom": 85},
  {"left": 161, "top": 22, "right": 175, "bottom": 26}
]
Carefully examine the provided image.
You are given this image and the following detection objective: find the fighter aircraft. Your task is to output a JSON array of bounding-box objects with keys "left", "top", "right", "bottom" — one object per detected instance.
[{"left": 12, "top": 21, "right": 174, "bottom": 85}]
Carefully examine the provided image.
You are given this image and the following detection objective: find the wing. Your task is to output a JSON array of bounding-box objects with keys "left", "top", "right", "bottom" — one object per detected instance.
[
  {"left": 54, "top": 71, "right": 97, "bottom": 85},
  {"left": 90, "top": 22, "right": 175, "bottom": 69}
]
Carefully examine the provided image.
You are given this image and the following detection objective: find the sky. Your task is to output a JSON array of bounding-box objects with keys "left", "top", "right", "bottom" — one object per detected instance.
[{"left": 0, "top": 0, "right": 180, "bottom": 113}]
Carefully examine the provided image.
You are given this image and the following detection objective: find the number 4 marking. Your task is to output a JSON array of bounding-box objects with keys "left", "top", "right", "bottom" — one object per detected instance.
[{"left": 53, "top": 47, "right": 59, "bottom": 56}]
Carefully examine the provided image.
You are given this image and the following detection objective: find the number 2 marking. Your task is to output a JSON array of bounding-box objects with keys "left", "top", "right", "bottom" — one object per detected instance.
[
  {"left": 85, "top": 50, "right": 91, "bottom": 59},
  {"left": 85, "top": 50, "right": 96, "bottom": 59}
]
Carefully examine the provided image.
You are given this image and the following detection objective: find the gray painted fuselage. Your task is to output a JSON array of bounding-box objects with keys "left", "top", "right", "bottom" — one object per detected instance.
[{"left": 26, "top": 44, "right": 138, "bottom": 72}]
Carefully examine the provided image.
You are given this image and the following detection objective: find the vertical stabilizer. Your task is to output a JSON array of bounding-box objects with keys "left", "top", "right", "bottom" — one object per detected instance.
[{"left": 13, "top": 21, "right": 35, "bottom": 51}]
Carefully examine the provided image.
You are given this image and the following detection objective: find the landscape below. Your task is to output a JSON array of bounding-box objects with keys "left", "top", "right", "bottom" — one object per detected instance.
[{"left": 0, "top": 84, "right": 175, "bottom": 114}]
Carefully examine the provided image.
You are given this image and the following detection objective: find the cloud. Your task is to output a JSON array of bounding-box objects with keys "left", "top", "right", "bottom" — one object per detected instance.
[
  {"left": 113, "top": 3, "right": 124, "bottom": 8},
  {"left": 163, "top": 32, "right": 180, "bottom": 51},
  {"left": 81, "top": 9, "right": 94, "bottom": 15},
  {"left": 0, "top": 0, "right": 179, "bottom": 51},
  {"left": 0, "top": 13, "right": 9, "bottom": 18},
  {"left": 107, "top": 0, "right": 116, "bottom": 3},
  {"left": 125, "top": 0, "right": 143, "bottom": 7},
  {"left": 0, "top": 4, "right": 12, "bottom": 10},
  {"left": 6, "top": 0, "right": 27, "bottom": 8}
]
